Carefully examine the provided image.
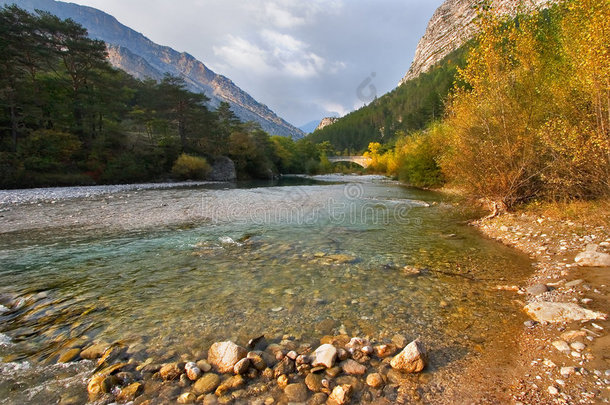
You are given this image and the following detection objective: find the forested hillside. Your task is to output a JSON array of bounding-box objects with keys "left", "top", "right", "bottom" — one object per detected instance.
[
  {"left": 306, "top": 46, "right": 469, "bottom": 152},
  {"left": 366, "top": 0, "right": 609, "bottom": 207},
  {"left": 0, "top": 6, "right": 325, "bottom": 188}
]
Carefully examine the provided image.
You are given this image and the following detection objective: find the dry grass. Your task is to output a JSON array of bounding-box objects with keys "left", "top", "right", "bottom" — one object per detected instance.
[{"left": 518, "top": 198, "right": 610, "bottom": 227}]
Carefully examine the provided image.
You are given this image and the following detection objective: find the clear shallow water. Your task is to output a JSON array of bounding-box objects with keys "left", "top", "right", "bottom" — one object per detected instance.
[{"left": 0, "top": 176, "right": 532, "bottom": 403}]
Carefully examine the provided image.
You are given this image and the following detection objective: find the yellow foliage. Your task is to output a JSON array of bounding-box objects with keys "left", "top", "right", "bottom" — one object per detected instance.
[{"left": 441, "top": 0, "right": 610, "bottom": 206}]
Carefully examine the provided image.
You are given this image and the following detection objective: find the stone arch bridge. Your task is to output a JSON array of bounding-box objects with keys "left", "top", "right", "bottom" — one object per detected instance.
[{"left": 327, "top": 156, "right": 372, "bottom": 168}]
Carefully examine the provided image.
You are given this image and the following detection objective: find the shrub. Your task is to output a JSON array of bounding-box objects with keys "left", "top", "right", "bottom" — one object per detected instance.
[
  {"left": 396, "top": 127, "right": 445, "bottom": 189},
  {"left": 171, "top": 153, "right": 211, "bottom": 180}
]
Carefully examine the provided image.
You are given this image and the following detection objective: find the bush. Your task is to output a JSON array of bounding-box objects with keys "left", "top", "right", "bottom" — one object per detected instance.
[
  {"left": 171, "top": 153, "right": 211, "bottom": 180},
  {"left": 396, "top": 128, "right": 445, "bottom": 189}
]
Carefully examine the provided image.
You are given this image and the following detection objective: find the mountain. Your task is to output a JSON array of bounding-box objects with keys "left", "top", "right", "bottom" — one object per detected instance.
[
  {"left": 314, "top": 117, "right": 339, "bottom": 132},
  {"left": 399, "top": 0, "right": 556, "bottom": 84},
  {"left": 2, "top": 0, "right": 304, "bottom": 139},
  {"left": 298, "top": 120, "right": 322, "bottom": 135}
]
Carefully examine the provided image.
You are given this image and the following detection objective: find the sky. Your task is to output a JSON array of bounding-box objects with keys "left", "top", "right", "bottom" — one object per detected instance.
[{"left": 67, "top": 0, "right": 443, "bottom": 128}]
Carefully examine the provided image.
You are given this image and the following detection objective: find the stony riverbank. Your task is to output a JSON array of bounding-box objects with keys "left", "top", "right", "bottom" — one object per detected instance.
[
  {"left": 31, "top": 332, "right": 429, "bottom": 405},
  {"left": 473, "top": 212, "right": 610, "bottom": 404}
]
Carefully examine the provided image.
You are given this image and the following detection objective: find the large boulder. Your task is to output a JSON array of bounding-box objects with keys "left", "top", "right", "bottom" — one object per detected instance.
[
  {"left": 390, "top": 339, "right": 427, "bottom": 373},
  {"left": 208, "top": 341, "right": 247, "bottom": 374},
  {"left": 207, "top": 156, "right": 236, "bottom": 181},
  {"left": 524, "top": 302, "right": 607, "bottom": 323}
]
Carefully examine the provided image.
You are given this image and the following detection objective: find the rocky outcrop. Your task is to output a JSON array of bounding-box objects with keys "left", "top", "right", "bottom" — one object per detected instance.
[
  {"left": 399, "top": 0, "right": 556, "bottom": 85},
  {"left": 207, "top": 157, "right": 236, "bottom": 182},
  {"left": 315, "top": 117, "right": 339, "bottom": 132},
  {"left": 5, "top": 0, "right": 304, "bottom": 139}
]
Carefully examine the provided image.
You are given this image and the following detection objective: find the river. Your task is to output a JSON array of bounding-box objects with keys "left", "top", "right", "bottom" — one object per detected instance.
[{"left": 0, "top": 175, "right": 532, "bottom": 404}]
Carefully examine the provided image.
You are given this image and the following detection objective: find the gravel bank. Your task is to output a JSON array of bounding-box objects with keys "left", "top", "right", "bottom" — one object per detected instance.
[
  {"left": 474, "top": 213, "right": 610, "bottom": 404},
  {"left": 0, "top": 182, "right": 218, "bottom": 205}
]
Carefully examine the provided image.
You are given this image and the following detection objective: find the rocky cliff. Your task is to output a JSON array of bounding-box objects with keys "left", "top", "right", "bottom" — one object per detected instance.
[
  {"left": 315, "top": 117, "right": 339, "bottom": 132},
  {"left": 399, "top": 0, "right": 556, "bottom": 85},
  {"left": 4, "top": 0, "right": 304, "bottom": 139}
]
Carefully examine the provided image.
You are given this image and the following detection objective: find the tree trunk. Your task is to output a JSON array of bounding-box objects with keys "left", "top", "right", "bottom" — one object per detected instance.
[{"left": 10, "top": 104, "right": 18, "bottom": 152}]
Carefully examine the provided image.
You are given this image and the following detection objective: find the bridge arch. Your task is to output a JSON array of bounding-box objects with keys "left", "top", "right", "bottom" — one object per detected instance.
[{"left": 327, "top": 156, "right": 372, "bottom": 168}]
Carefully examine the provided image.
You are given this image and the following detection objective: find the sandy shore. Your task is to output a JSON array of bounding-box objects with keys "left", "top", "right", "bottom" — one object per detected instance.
[{"left": 473, "top": 213, "right": 610, "bottom": 404}]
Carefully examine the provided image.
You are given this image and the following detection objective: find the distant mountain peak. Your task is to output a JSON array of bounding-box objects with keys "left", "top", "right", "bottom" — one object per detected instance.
[
  {"left": 3, "top": 0, "right": 304, "bottom": 138},
  {"left": 315, "top": 117, "right": 339, "bottom": 132}
]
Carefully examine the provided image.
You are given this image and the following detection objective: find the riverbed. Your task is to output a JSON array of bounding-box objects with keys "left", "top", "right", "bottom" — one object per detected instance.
[{"left": 0, "top": 175, "right": 533, "bottom": 404}]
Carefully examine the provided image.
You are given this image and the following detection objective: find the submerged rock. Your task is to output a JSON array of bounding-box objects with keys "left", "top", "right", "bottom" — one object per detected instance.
[
  {"left": 366, "top": 373, "right": 384, "bottom": 388},
  {"left": 160, "top": 363, "right": 182, "bottom": 380},
  {"left": 328, "top": 384, "right": 352, "bottom": 405},
  {"left": 390, "top": 339, "right": 427, "bottom": 373},
  {"left": 524, "top": 302, "right": 607, "bottom": 323},
  {"left": 233, "top": 358, "right": 250, "bottom": 375},
  {"left": 58, "top": 348, "right": 80, "bottom": 363},
  {"left": 115, "top": 382, "right": 143, "bottom": 402},
  {"left": 273, "top": 357, "right": 295, "bottom": 377},
  {"left": 374, "top": 344, "right": 397, "bottom": 358},
  {"left": 340, "top": 359, "right": 366, "bottom": 375},
  {"left": 215, "top": 375, "right": 244, "bottom": 396},
  {"left": 247, "top": 351, "right": 267, "bottom": 371},
  {"left": 80, "top": 343, "right": 109, "bottom": 360},
  {"left": 311, "top": 344, "right": 337, "bottom": 369},
  {"left": 208, "top": 341, "right": 247, "bottom": 374},
  {"left": 177, "top": 392, "right": 196, "bottom": 404},
  {"left": 193, "top": 373, "right": 220, "bottom": 395},
  {"left": 305, "top": 372, "right": 324, "bottom": 392},
  {"left": 185, "top": 362, "right": 202, "bottom": 381},
  {"left": 284, "top": 383, "right": 309, "bottom": 402}
]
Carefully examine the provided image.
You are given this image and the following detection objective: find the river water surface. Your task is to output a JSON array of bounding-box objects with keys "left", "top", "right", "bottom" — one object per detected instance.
[{"left": 0, "top": 175, "right": 532, "bottom": 404}]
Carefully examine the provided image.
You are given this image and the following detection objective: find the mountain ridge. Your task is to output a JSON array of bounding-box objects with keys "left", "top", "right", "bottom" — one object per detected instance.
[
  {"left": 2, "top": 0, "right": 304, "bottom": 138},
  {"left": 399, "top": 0, "right": 556, "bottom": 85}
]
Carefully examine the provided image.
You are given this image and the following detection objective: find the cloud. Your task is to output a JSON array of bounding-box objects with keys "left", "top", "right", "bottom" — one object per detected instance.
[
  {"left": 264, "top": 3, "right": 307, "bottom": 28},
  {"left": 212, "top": 36, "right": 271, "bottom": 75},
  {"left": 214, "top": 29, "right": 345, "bottom": 79},
  {"left": 261, "top": 0, "right": 344, "bottom": 29},
  {"left": 320, "top": 101, "right": 349, "bottom": 117}
]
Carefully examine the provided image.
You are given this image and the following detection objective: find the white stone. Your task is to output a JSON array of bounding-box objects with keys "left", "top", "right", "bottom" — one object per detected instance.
[
  {"left": 524, "top": 302, "right": 607, "bottom": 323},
  {"left": 560, "top": 366, "right": 576, "bottom": 377},
  {"left": 570, "top": 342, "right": 586, "bottom": 352},
  {"left": 207, "top": 341, "right": 247, "bottom": 374},
  {"left": 390, "top": 339, "right": 427, "bottom": 373},
  {"left": 328, "top": 384, "right": 352, "bottom": 405},
  {"left": 552, "top": 341, "right": 570, "bottom": 352},
  {"left": 184, "top": 362, "right": 202, "bottom": 381},
  {"left": 574, "top": 248, "right": 610, "bottom": 267},
  {"left": 311, "top": 344, "right": 337, "bottom": 369}
]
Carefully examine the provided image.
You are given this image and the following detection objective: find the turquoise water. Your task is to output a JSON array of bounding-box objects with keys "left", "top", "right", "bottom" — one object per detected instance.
[{"left": 0, "top": 176, "right": 532, "bottom": 403}]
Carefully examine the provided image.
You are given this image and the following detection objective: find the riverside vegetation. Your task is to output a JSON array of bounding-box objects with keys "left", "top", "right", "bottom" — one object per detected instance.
[
  {"left": 0, "top": 6, "right": 333, "bottom": 188},
  {"left": 328, "top": 0, "right": 609, "bottom": 210}
]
